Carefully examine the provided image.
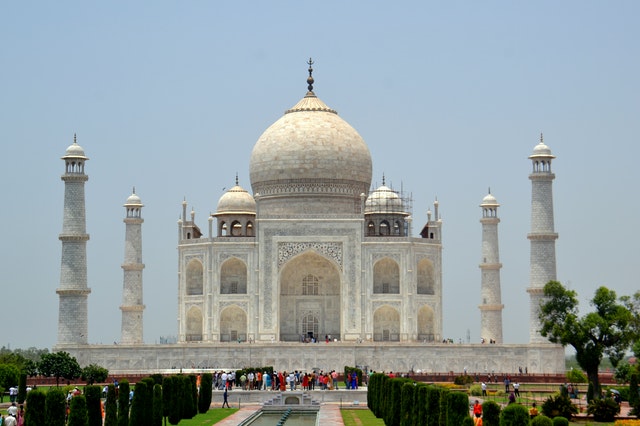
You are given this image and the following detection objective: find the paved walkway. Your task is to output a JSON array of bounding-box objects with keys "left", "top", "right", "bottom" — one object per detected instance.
[{"left": 213, "top": 403, "right": 345, "bottom": 425}]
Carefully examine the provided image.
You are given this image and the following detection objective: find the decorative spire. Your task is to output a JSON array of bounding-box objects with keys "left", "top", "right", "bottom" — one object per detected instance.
[
  {"left": 382, "top": 173, "right": 386, "bottom": 186},
  {"left": 235, "top": 172, "right": 239, "bottom": 186},
  {"left": 307, "top": 57, "right": 314, "bottom": 93},
  {"left": 488, "top": 187, "right": 491, "bottom": 194},
  {"left": 132, "top": 186, "right": 136, "bottom": 195},
  {"left": 73, "top": 133, "right": 77, "bottom": 144},
  {"left": 540, "top": 132, "right": 544, "bottom": 144}
]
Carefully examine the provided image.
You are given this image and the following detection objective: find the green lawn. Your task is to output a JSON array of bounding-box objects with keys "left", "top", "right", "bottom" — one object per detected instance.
[
  {"left": 178, "top": 408, "right": 239, "bottom": 425},
  {"left": 341, "top": 409, "right": 385, "bottom": 426}
]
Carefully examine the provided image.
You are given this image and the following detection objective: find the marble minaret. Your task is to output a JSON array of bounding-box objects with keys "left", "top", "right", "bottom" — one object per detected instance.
[
  {"left": 120, "top": 189, "right": 145, "bottom": 344},
  {"left": 479, "top": 190, "right": 504, "bottom": 343},
  {"left": 527, "top": 134, "right": 558, "bottom": 343},
  {"left": 57, "top": 135, "right": 91, "bottom": 345}
]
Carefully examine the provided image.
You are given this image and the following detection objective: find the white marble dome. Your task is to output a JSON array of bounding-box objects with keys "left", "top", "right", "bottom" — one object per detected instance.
[
  {"left": 530, "top": 138, "right": 554, "bottom": 158},
  {"left": 480, "top": 192, "right": 498, "bottom": 207},
  {"left": 249, "top": 82, "right": 372, "bottom": 214},
  {"left": 125, "top": 191, "right": 143, "bottom": 206},
  {"left": 216, "top": 184, "right": 256, "bottom": 215},
  {"left": 365, "top": 184, "right": 404, "bottom": 214},
  {"left": 62, "top": 137, "right": 88, "bottom": 159}
]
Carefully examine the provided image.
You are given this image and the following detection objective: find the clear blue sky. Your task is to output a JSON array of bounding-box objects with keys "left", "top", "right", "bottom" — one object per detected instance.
[{"left": 1, "top": 1, "right": 638, "bottom": 350}]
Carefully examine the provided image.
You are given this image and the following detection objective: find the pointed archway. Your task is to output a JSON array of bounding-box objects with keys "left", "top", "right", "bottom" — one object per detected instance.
[{"left": 279, "top": 251, "right": 341, "bottom": 342}]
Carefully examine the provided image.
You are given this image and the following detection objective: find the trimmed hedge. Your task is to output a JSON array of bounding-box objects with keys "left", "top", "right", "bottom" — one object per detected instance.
[
  {"left": 85, "top": 385, "right": 103, "bottom": 426},
  {"left": 68, "top": 395, "right": 89, "bottom": 426},
  {"left": 25, "top": 388, "right": 47, "bottom": 426},
  {"left": 104, "top": 384, "right": 118, "bottom": 426},
  {"left": 482, "top": 400, "right": 501, "bottom": 426},
  {"left": 400, "top": 382, "right": 415, "bottom": 426},
  {"left": 152, "top": 384, "right": 163, "bottom": 426},
  {"left": 198, "top": 373, "right": 213, "bottom": 414},
  {"left": 499, "top": 403, "right": 529, "bottom": 426},
  {"left": 129, "top": 380, "right": 148, "bottom": 426},
  {"left": 117, "top": 379, "right": 130, "bottom": 426},
  {"left": 45, "top": 387, "right": 67, "bottom": 426}
]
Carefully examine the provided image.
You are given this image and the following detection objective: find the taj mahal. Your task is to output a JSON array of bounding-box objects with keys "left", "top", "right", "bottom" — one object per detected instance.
[{"left": 54, "top": 61, "right": 564, "bottom": 374}]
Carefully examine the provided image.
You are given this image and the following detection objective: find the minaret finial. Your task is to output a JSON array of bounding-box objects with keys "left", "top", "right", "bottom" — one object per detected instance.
[
  {"left": 235, "top": 172, "right": 239, "bottom": 186},
  {"left": 307, "top": 57, "right": 315, "bottom": 92},
  {"left": 488, "top": 187, "right": 491, "bottom": 194},
  {"left": 74, "top": 133, "right": 77, "bottom": 144},
  {"left": 540, "top": 132, "right": 544, "bottom": 144},
  {"left": 382, "top": 173, "right": 386, "bottom": 186},
  {"left": 132, "top": 186, "right": 136, "bottom": 194}
]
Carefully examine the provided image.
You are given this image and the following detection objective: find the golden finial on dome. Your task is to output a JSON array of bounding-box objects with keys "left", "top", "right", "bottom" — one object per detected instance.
[{"left": 307, "top": 57, "right": 315, "bottom": 93}]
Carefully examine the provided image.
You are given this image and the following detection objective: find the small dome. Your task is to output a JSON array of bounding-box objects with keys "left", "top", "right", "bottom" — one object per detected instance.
[
  {"left": 529, "top": 135, "right": 555, "bottom": 159},
  {"left": 365, "top": 184, "right": 405, "bottom": 214},
  {"left": 216, "top": 185, "right": 256, "bottom": 215},
  {"left": 480, "top": 192, "right": 499, "bottom": 207},
  {"left": 125, "top": 191, "right": 143, "bottom": 207},
  {"left": 62, "top": 135, "right": 88, "bottom": 159}
]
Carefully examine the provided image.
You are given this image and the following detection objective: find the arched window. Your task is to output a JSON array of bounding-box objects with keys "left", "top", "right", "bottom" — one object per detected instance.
[
  {"left": 373, "top": 258, "right": 400, "bottom": 294},
  {"left": 302, "top": 274, "right": 319, "bottom": 295},
  {"left": 186, "top": 259, "right": 203, "bottom": 295},
  {"left": 302, "top": 314, "right": 319, "bottom": 336},
  {"left": 220, "top": 258, "right": 247, "bottom": 294},
  {"left": 379, "top": 221, "right": 390, "bottom": 235},
  {"left": 417, "top": 258, "right": 435, "bottom": 295},
  {"left": 367, "top": 221, "right": 376, "bottom": 236}
]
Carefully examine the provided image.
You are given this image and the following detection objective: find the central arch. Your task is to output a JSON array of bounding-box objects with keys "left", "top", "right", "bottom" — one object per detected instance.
[{"left": 279, "top": 251, "right": 341, "bottom": 342}]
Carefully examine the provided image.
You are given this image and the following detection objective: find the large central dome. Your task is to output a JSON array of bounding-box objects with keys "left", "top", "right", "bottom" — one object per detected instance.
[{"left": 249, "top": 63, "right": 372, "bottom": 215}]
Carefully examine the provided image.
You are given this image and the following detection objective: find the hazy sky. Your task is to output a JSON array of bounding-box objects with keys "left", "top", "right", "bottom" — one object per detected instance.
[{"left": 2, "top": 1, "right": 638, "bottom": 350}]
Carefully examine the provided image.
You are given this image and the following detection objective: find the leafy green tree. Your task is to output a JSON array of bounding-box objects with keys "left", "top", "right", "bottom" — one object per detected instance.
[
  {"left": 117, "top": 379, "right": 130, "bottom": 426},
  {"left": 45, "top": 387, "right": 67, "bottom": 426},
  {"left": 25, "top": 388, "right": 46, "bottom": 425},
  {"left": 104, "top": 384, "right": 118, "bottom": 426},
  {"left": 81, "top": 364, "right": 109, "bottom": 385},
  {"left": 39, "top": 351, "right": 82, "bottom": 387},
  {"left": 68, "top": 394, "right": 89, "bottom": 426},
  {"left": 539, "top": 282, "right": 634, "bottom": 396},
  {"left": 0, "top": 363, "right": 20, "bottom": 390}
]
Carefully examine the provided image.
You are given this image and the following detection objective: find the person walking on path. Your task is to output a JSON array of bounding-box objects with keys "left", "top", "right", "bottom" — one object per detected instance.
[{"left": 222, "top": 387, "right": 230, "bottom": 408}]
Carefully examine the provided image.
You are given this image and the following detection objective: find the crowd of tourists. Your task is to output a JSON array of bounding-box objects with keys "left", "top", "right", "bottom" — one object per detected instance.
[{"left": 211, "top": 369, "right": 362, "bottom": 391}]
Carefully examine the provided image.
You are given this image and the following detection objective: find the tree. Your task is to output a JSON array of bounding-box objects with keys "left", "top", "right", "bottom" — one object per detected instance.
[
  {"left": 86, "top": 384, "right": 103, "bottom": 426},
  {"left": 129, "top": 380, "right": 148, "bottom": 426},
  {"left": 117, "top": 379, "right": 130, "bottom": 426},
  {"left": 0, "top": 363, "right": 20, "bottom": 390},
  {"left": 152, "top": 384, "right": 163, "bottom": 426},
  {"left": 198, "top": 373, "right": 212, "bottom": 414},
  {"left": 81, "top": 363, "right": 109, "bottom": 385},
  {"left": 39, "top": 351, "right": 82, "bottom": 387},
  {"left": 104, "top": 384, "right": 118, "bottom": 426},
  {"left": 539, "top": 281, "right": 634, "bottom": 396},
  {"left": 25, "top": 388, "right": 47, "bottom": 426},
  {"left": 45, "top": 387, "right": 67, "bottom": 426},
  {"left": 17, "top": 372, "right": 27, "bottom": 404},
  {"left": 68, "top": 394, "right": 89, "bottom": 426}
]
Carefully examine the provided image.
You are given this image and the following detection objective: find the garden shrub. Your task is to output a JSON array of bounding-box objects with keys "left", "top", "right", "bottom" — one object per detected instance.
[
  {"left": 629, "top": 372, "right": 639, "bottom": 408},
  {"left": 85, "top": 384, "right": 103, "bottom": 426},
  {"left": 469, "top": 384, "right": 482, "bottom": 396},
  {"left": 499, "top": 403, "right": 529, "bottom": 426},
  {"left": 482, "top": 400, "right": 501, "bottom": 426},
  {"left": 414, "top": 383, "right": 428, "bottom": 424},
  {"left": 531, "top": 415, "right": 553, "bottom": 426},
  {"left": 198, "top": 373, "right": 213, "bottom": 414},
  {"left": 152, "top": 384, "right": 163, "bottom": 426},
  {"left": 426, "top": 385, "right": 443, "bottom": 426},
  {"left": 587, "top": 397, "right": 620, "bottom": 422},
  {"left": 454, "top": 374, "right": 474, "bottom": 386},
  {"left": 552, "top": 416, "right": 569, "bottom": 426},
  {"left": 541, "top": 394, "right": 577, "bottom": 419},
  {"left": 17, "top": 373, "right": 27, "bottom": 404},
  {"left": 446, "top": 391, "right": 469, "bottom": 426},
  {"left": 439, "top": 388, "right": 450, "bottom": 426},
  {"left": 68, "top": 395, "right": 89, "bottom": 426},
  {"left": 462, "top": 416, "right": 475, "bottom": 426},
  {"left": 25, "top": 388, "right": 47, "bottom": 426},
  {"left": 400, "top": 382, "right": 415, "bottom": 426},
  {"left": 104, "top": 384, "right": 118, "bottom": 426},
  {"left": 117, "top": 379, "right": 130, "bottom": 426},
  {"left": 129, "top": 380, "right": 148, "bottom": 426},
  {"left": 45, "top": 387, "right": 67, "bottom": 426}
]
